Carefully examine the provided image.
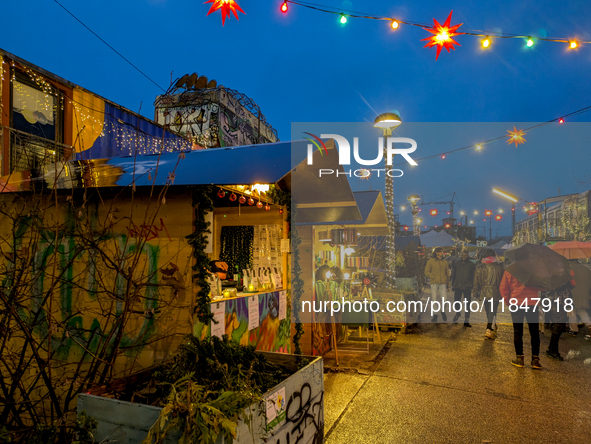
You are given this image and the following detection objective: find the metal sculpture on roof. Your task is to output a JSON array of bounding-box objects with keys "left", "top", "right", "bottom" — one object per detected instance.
[{"left": 154, "top": 73, "right": 278, "bottom": 149}]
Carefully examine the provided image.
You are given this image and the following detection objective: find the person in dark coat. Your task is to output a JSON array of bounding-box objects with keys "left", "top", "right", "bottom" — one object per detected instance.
[
  {"left": 451, "top": 250, "right": 476, "bottom": 327},
  {"left": 473, "top": 248, "right": 505, "bottom": 339},
  {"left": 542, "top": 270, "right": 576, "bottom": 361},
  {"left": 568, "top": 260, "right": 591, "bottom": 338}
]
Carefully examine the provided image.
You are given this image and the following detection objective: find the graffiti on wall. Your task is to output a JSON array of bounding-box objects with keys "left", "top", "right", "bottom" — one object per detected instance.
[
  {"left": 194, "top": 290, "right": 291, "bottom": 353},
  {"left": 0, "top": 203, "right": 191, "bottom": 364}
]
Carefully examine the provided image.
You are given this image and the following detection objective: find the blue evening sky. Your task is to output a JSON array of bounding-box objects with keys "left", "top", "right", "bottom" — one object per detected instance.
[{"left": 2, "top": 0, "right": 591, "bottom": 235}]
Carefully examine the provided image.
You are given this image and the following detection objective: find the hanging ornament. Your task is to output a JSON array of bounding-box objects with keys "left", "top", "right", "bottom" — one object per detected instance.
[
  {"left": 217, "top": 189, "right": 226, "bottom": 198},
  {"left": 279, "top": 208, "right": 284, "bottom": 214},
  {"left": 506, "top": 126, "right": 527, "bottom": 147},
  {"left": 281, "top": 1, "right": 288, "bottom": 13},
  {"left": 421, "top": 11, "right": 463, "bottom": 60},
  {"left": 265, "top": 204, "right": 271, "bottom": 211},
  {"left": 229, "top": 193, "right": 237, "bottom": 201},
  {"left": 256, "top": 201, "right": 263, "bottom": 209},
  {"left": 204, "top": 0, "right": 245, "bottom": 26},
  {"left": 239, "top": 195, "right": 247, "bottom": 204},
  {"left": 248, "top": 197, "right": 255, "bottom": 205}
]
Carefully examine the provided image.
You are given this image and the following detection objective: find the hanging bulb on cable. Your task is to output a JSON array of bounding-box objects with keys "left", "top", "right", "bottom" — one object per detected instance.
[
  {"left": 281, "top": 1, "right": 288, "bottom": 13},
  {"left": 482, "top": 37, "right": 490, "bottom": 48},
  {"left": 340, "top": 13, "right": 347, "bottom": 24}
]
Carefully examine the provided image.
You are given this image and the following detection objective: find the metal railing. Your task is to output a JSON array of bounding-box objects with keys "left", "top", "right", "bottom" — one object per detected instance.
[{"left": 3, "top": 126, "right": 73, "bottom": 174}]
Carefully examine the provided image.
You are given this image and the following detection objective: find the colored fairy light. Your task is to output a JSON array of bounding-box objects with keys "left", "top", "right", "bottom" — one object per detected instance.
[
  {"left": 482, "top": 37, "right": 490, "bottom": 48},
  {"left": 526, "top": 37, "right": 534, "bottom": 47},
  {"left": 281, "top": 1, "right": 288, "bottom": 13},
  {"left": 441, "top": 154, "right": 446, "bottom": 159},
  {"left": 476, "top": 144, "right": 483, "bottom": 151},
  {"left": 569, "top": 40, "right": 578, "bottom": 49},
  {"left": 391, "top": 20, "right": 399, "bottom": 30},
  {"left": 558, "top": 118, "right": 564, "bottom": 124},
  {"left": 340, "top": 13, "right": 347, "bottom": 24}
]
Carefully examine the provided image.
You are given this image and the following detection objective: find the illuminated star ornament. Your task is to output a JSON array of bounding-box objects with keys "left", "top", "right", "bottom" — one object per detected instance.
[
  {"left": 422, "top": 11, "right": 464, "bottom": 60},
  {"left": 204, "top": 0, "right": 245, "bottom": 26},
  {"left": 359, "top": 169, "right": 372, "bottom": 180},
  {"left": 506, "top": 126, "right": 527, "bottom": 147}
]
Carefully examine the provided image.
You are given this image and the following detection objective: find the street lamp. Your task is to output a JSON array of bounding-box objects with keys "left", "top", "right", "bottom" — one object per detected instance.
[
  {"left": 375, "top": 111, "right": 402, "bottom": 290},
  {"left": 408, "top": 194, "right": 421, "bottom": 237},
  {"left": 492, "top": 188, "right": 526, "bottom": 238}
]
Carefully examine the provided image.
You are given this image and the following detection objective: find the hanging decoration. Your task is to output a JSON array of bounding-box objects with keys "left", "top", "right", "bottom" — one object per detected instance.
[
  {"left": 265, "top": 204, "right": 271, "bottom": 211},
  {"left": 217, "top": 189, "right": 226, "bottom": 198},
  {"left": 239, "top": 195, "right": 247, "bottom": 204},
  {"left": 204, "top": 0, "right": 245, "bottom": 26},
  {"left": 256, "top": 201, "right": 263, "bottom": 209},
  {"left": 282, "top": 1, "right": 591, "bottom": 52},
  {"left": 421, "top": 11, "right": 463, "bottom": 60},
  {"left": 506, "top": 126, "right": 527, "bottom": 147},
  {"left": 248, "top": 197, "right": 255, "bottom": 206},
  {"left": 430, "top": 209, "right": 438, "bottom": 216},
  {"left": 229, "top": 193, "right": 237, "bottom": 202}
]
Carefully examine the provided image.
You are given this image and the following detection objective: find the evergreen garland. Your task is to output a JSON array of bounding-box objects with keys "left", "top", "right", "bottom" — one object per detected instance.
[
  {"left": 267, "top": 187, "right": 305, "bottom": 355},
  {"left": 186, "top": 186, "right": 215, "bottom": 324}
]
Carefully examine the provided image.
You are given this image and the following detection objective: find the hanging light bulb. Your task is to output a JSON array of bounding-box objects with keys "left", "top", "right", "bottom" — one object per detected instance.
[
  {"left": 391, "top": 20, "right": 399, "bottom": 30},
  {"left": 526, "top": 37, "right": 534, "bottom": 47},
  {"left": 281, "top": 1, "right": 288, "bottom": 13},
  {"left": 340, "top": 13, "right": 347, "bottom": 24},
  {"left": 482, "top": 37, "right": 490, "bottom": 48},
  {"left": 558, "top": 118, "right": 564, "bottom": 124},
  {"left": 569, "top": 40, "right": 578, "bottom": 49},
  {"left": 476, "top": 144, "right": 483, "bottom": 151},
  {"left": 441, "top": 154, "right": 446, "bottom": 159}
]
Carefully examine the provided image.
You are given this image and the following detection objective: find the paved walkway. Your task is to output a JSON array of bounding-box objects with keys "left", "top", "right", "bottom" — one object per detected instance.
[{"left": 324, "top": 323, "right": 591, "bottom": 443}]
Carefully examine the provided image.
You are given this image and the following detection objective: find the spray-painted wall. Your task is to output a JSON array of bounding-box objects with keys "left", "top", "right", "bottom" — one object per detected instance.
[{"left": 193, "top": 291, "right": 291, "bottom": 354}]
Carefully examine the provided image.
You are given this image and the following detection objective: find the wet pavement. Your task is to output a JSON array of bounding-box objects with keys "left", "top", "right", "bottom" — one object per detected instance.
[{"left": 323, "top": 322, "right": 591, "bottom": 443}]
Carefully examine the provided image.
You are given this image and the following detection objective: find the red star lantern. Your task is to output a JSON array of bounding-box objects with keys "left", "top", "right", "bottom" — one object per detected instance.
[
  {"left": 506, "top": 126, "right": 527, "bottom": 147},
  {"left": 204, "top": 0, "right": 245, "bottom": 26},
  {"left": 422, "top": 11, "right": 464, "bottom": 60}
]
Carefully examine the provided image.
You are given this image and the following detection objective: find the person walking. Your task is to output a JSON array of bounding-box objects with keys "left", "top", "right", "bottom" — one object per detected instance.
[
  {"left": 568, "top": 260, "right": 591, "bottom": 338},
  {"left": 542, "top": 271, "right": 576, "bottom": 361},
  {"left": 451, "top": 250, "right": 476, "bottom": 327},
  {"left": 500, "top": 269, "right": 542, "bottom": 369},
  {"left": 473, "top": 248, "right": 504, "bottom": 339},
  {"left": 425, "top": 247, "right": 450, "bottom": 322}
]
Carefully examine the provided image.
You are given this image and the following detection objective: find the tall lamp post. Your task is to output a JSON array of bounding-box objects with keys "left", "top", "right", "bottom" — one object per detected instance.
[
  {"left": 374, "top": 111, "right": 402, "bottom": 290},
  {"left": 492, "top": 188, "right": 523, "bottom": 238},
  {"left": 408, "top": 194, "right": 421, "bottom": 237}
]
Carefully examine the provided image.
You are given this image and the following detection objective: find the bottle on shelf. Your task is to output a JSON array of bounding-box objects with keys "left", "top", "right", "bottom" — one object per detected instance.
[{"left": 233, "top": 264, "right": 240, "bottom": 283}]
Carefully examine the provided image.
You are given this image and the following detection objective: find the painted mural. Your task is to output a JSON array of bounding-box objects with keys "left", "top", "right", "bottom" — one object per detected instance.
[{"left": 194, "top": 291, "right": 291, "bottom": 354}]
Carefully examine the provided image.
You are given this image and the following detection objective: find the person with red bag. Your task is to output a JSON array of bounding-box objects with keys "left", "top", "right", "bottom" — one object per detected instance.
[{"left": 500, "top": 270, "right": 542, "bottom": 369}]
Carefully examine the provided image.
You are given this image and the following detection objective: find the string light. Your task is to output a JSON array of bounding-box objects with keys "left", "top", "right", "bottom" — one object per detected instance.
[
  {"left": 281, "top": 1, "right": 288, "bottom": 13},
  {"left": 482, "top": 37, "right": 490, "bottom": 48},
  {"left": 526, "top": 37, "right": 534, "bottom": 47},
  {"left": 391, "top": 20, "right": 399, "bottom": 30},
  {"left": 475, "top": 144, "right": 483, "bottom": 151},
  {"left": 441, "top": 154, "right": 446, "bottom": 159},
  {"left": 558, "top": 118, "right": 564, "bottom": 124},
  {"left": 340, "top": 13, "right": 347, "bottom": 24},
  {"left": 569, "top": 40, "right": 578, "bottom": 49}
]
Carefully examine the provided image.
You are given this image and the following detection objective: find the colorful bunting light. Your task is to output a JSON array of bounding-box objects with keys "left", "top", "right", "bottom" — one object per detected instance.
[
  {"left": 506, "top": 126, "right": 527, "bottom": 147},
  {"left": 421, "top": 11, "right": 463, "bottom": 60},
  {"left": 204, "top": 0, "right": 245, "bottom": 25}
]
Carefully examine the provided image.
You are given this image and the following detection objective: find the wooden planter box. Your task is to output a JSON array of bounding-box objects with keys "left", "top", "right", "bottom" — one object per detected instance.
[{"left": 77, "top": 353, "right": 324, "bottom": 444}]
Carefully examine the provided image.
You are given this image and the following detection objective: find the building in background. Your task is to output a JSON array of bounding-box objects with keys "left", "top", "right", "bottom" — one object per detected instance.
[
  {"left": 0, "top": 48, "right": 190, "bottom": 176},
  {"left": 514, "top": 190, "right": 591, "bottom": 244},
  {"left": 154, "top": 73, "right": 278, "bottom": 148}
]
